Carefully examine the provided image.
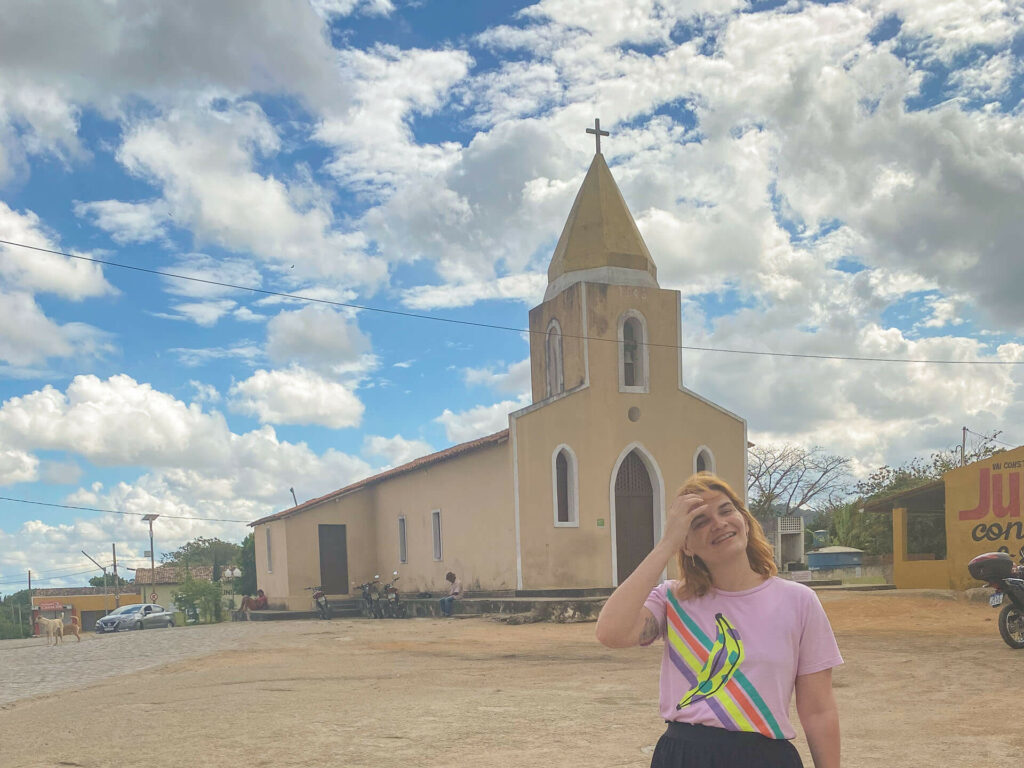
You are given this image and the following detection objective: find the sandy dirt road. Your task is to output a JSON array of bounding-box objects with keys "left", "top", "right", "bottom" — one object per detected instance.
[{"left": 0, "top": 590, "right": 1020, "bottom": 768}]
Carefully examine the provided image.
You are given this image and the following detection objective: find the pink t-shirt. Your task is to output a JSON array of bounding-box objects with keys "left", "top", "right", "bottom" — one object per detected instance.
[{"left": 643, "top": 577, "right": 842, "bottom": 740}]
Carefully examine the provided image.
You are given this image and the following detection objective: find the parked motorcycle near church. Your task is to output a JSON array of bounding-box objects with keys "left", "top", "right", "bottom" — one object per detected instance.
[
  {"left": 380, "top": 570, "right": 407, "bottom": 619},
  {"left": 306, "top": 585, "right": 330, "bottom": 620},
  {"left": 968, "top": 546, "right": 1024, "bottom": 649},
  {"left": 355, "top": 576, "right": 382, "bottom": 618}
]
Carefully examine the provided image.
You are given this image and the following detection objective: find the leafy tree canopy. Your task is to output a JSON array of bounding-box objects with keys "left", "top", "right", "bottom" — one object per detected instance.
[
  {"left": 161, "top": 536, "right": 242, "bottom": 568},
  {"left": 88, "top": 574, "right": 131, "bottom": 588}
]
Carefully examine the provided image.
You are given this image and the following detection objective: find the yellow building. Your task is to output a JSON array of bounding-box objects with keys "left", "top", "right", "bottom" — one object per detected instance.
[
  {"left": 250, "top": 148, "right": 748, "bottom": 610},
  {"left": 32, "top": 588, "right": 142, "bottom": 631},
  {"left": 865, "top": 445, "right": 1024, "bottom": 590}
]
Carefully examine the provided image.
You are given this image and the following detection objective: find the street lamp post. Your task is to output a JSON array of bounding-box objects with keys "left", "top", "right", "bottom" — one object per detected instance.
[{"left": 142, "top": 514, "right": 160, "bottom": 603}]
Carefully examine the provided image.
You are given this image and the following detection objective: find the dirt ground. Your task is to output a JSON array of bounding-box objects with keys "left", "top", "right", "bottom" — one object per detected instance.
[{"left": 0, "top": 590, "right": 1020, "bottom": 768}]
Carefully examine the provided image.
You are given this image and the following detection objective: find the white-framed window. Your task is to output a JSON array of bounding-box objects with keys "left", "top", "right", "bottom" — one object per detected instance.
[
  {"left": 265, "top": 527, "right": 273, "bottom": 573},
  {"left": 694, "top": 446, "right": 715, "bottom": 475},
  {"left": 617, "top": 310, "right": 649, "bottom": 393},
  {"left": 398, "top": 516, "right": 407, "bottom": 564},
  {"left": 431, "top": 509, "right": 443, "bottom": 561},
  {"left": 552, "top": 444, "right": 580, "bottom": 527},
  {"left": 546, "top": 318, "right": 564, "bottom": 397}
]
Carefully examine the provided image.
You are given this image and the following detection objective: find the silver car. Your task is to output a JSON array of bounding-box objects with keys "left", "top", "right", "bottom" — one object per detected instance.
[{"left": 95, "top": 603, "right": 175, "bottom": 632}]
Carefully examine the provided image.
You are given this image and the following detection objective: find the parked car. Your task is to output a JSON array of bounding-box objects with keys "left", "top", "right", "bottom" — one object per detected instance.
[{"left": 95, "top": 603, "right": 175, "bottom": 632}]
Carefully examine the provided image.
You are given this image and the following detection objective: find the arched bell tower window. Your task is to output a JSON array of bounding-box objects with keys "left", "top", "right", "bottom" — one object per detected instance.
[
  {"left": 694, "top": 446, "right": 715, "bottom": 475},
  {"left": 552, "top": 444, "right": 579, "bottom": 526},
  {"left": 617, "top": 311, "right": 649, "bottom": 393},
  {"left": 546, "top": 319, "right": 564, "bottom": 397}
]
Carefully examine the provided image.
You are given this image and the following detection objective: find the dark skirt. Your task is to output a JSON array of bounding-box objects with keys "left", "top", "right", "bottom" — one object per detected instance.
[{"left": 651, "top": 722, "right": 804, "bottom": 768}]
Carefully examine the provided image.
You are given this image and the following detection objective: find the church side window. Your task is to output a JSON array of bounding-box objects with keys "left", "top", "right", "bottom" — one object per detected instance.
[
  {"left": 553, "top": 445, "right": 579, "bottom": 526},
  {"left": 618, "top": 312, "right": 649, "bottom": 392},
  {"left": 265, "top": 527, "right": 273, "bottom": 573},
  {"left": 432, "top": 509, "right": 443, "bottom": 561},
  {"left": 694, "top": 446, "right": 715, "bottom": 474},
  {"left": 398, "top": 516, "right": 407, "bottom": 564},
  {"left": 546, "top": 319, "right": 564, "bottom": 397}
]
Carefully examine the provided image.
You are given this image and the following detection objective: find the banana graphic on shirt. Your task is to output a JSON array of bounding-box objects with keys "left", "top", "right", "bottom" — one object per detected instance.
[{"left": 677, "top": 612, "right": 744, "bottom": 710}]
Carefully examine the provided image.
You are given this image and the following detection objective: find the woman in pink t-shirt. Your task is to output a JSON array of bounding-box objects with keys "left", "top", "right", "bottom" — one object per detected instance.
[{"left": 596, "top": 473, "right": 843, "bottom": 768}]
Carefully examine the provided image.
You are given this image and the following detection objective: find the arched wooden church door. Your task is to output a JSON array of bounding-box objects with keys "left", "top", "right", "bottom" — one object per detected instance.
[{"left": 615, "top": 450, "right": 654, "bottom": 584}]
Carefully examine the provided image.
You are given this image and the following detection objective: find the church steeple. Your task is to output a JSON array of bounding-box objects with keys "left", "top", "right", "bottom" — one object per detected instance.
[{"left": 545, "top": 128, "right": 659, "bottom": 301}]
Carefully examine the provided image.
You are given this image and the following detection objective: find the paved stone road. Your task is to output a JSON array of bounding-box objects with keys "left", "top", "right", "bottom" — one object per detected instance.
[{"left": 0, "top": 620, "right": 302, "bottom": 707}]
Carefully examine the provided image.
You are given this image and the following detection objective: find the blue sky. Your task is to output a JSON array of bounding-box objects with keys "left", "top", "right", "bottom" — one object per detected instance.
[{"left": 1, "top": 0, "right": 1023, "bottom": 590}]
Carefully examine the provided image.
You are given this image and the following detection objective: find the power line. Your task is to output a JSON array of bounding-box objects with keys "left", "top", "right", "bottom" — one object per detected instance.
[
  {"left": 965, "top": 428, "right": 1017, "bottom": 449},
  {"left": 0, "top": 495, "right": 252, "bottom": 524},
  {"left": 0, "top": 568, "right": 99, "bottom": 587},
  {"left": 1, "top": 237, "right": 1020, "bottom": 366},
  {"left": 0, "top": 561, "right": 112, "bottom": 582}
]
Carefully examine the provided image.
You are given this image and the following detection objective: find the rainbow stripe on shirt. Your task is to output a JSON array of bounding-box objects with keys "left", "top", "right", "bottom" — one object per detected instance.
[{"left": 665, "top": 589, "right": 785, "bottom": 739}]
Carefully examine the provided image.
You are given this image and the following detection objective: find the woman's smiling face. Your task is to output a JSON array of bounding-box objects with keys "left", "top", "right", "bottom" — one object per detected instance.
[{"left": 683, "top": 489, "right": 750, "bottom": 565}]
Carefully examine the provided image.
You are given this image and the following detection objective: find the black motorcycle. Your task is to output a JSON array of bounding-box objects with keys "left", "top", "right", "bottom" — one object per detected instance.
[
  {"left": 380, "top": 570, "right": 407, "bottom": 619},
  {"left": 355, "top": 576, "right": 382, "bottom": 618},
  {"left": 968, "top": 546, "right": 1024, "bottom": 649},
  {"left": 306, "top": 585, "right": 330, "bottom": 620}
]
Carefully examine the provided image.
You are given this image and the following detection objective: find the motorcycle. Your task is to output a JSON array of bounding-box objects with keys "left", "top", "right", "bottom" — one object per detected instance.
[
  {"left": 968, "top": 546, "right": 1024, "bottom": 649},
  {"left": 306, "top": 585, "right": 330, "bottom": 620},
  {"left": 380, "top": 570, "right": 407, "bottom": 619},
  {"left": 354, "top": 576, "right": 382, "bottom": 618}
]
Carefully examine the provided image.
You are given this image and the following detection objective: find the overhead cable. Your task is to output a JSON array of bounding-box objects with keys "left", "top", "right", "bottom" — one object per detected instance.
[{"left": 1, "top": 237, "right": 1020, "bottom": 366}]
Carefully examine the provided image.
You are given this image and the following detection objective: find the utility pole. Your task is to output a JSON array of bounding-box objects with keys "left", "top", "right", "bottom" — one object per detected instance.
[
  {"left": 112, "top": 543, "right": 120, "bottom": 608},
  {"left": 27, "top": 569, "right": 33, "bottom": 636},
  {"left": 82, "top": 550, "right": 110, "bottom": 614},
  {"left": 962, "top": 426, "right": 967, "bottom": 467},
  {"left": 142, "top": 514, "right": 159, "bottom": 603}
]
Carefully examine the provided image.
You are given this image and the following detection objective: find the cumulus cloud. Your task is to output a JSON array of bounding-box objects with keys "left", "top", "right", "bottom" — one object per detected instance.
[
  {"left": 229, "top": 366, "right": 365, "bottom": 428},
  {"left": 265, "top": 304, "right": 373, "bottom": 373},
  {"left": 73, "top": 199, "right": 171, "bottom": 244},
  {"left": 363, "top": 434, "right": 434, "bottom": 467},
  {"left": 435, "top": 393, "right": 530, "bottom": 444},
  {"left": 114, "top": 100, "right": 387, "bottom": 291},
  {"left": 464, "top": 359, "right": 532, "bottom": 395}
]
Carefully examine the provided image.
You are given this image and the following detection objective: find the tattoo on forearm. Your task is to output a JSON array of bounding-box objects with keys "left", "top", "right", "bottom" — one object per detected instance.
[{"left": 638, "top": 615, "right": 660, "bottom": 645}]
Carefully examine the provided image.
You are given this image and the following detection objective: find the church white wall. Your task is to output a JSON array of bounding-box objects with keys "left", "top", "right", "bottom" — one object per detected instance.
[{"left": 369, "top": 439, "right": 516, "bottom": 594}]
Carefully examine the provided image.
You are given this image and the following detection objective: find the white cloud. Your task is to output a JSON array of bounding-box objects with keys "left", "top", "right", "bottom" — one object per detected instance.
[
  {"left": 0, "top": 202, "right": 114, "bottom": 300},
  {"left": 229, "top": 366, "right": 365, "bottom": 428},
  {"left": 73, "top": 199, "right": 170, "bottom": 244},
  {"left": 464, "top": 359, "right": 532, "bottom": 395},
  {"left": 265, "top": 304, "right": 373, "bottom": 373},
  {"left": 189, "top": 380, "right": 221, "bottom": 405},
  {"left": 363, "top": 434, "right": 434, "bottom": 467},
  {"left": 0, "top": 373, "right": 376, "bottom": 583},
  {"left": 310, "top": 0, "right": 395, "bottom": 18},
  {"left": 401, "top": 273, "right": 548, "bottom": 310},
  {"left": 0, "top": 449, "right": 38, "bottom": 485},
  {"left": 161, "top": 300, "right": 238, "bottom": 327},
  {"left": 115, "top": 100, "right": 387, "bottom": 290},
  {"left": 435, "top": 393, "right": 530, "bottom": 444},
  {"left": 171, "top": 344, "right": 263, "bottom": 368},
  {"left": 0, "top": 290, "right": 114, "bottom": 367}
]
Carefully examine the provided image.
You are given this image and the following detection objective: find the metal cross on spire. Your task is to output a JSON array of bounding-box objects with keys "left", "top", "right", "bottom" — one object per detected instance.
[{"left": 586, "top": 118, "right": 609, "bottom": 154}]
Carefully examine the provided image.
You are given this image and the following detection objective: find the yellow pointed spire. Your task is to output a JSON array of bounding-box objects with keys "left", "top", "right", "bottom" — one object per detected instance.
[{"left": 545, "top": 152, "right": 658, "bottom": 300}]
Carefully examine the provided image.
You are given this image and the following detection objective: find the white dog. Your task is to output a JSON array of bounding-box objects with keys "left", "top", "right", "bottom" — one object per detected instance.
[{"left": 37, "top": 613, "right": 64, "bottom": 646}]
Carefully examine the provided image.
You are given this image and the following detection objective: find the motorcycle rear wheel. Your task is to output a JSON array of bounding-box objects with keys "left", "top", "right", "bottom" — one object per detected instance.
[{"left": 998, "top": 604, "right": 1024, "bottom": 649}]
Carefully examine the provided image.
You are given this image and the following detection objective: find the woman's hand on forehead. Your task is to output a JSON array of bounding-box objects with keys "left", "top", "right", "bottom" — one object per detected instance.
[{"left": 663, "top": 493, "right": 709, "bottom": 549}]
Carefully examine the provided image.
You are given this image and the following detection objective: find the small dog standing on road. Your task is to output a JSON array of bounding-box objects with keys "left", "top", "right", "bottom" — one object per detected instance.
[
  {"left": 37, "top": 614, "right": 64, "bottom": 646},
  {"left": 67, "top": 615, "right": 82, "bottom": 642}
]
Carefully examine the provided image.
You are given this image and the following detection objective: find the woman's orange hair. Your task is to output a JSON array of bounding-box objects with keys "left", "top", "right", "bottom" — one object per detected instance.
[{"left": 673, "top": 472, "right": 777, "bottom": 600}]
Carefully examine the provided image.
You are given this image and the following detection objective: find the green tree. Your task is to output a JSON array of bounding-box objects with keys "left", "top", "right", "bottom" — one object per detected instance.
[
  {"left": 238, "top": 533, "right": 257, "bottom": 596},
  {"left": 172, "top": 574, "right": 223, "bottom": 623},
  {"left": 0, "top": 590, "right": 32, "bottom": 639},
  {"left": 161, "top": 536, "right": 242, "bottom": 569},
  {"left": 88, "top": 574, "right": 130, "bottom": 589}
]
